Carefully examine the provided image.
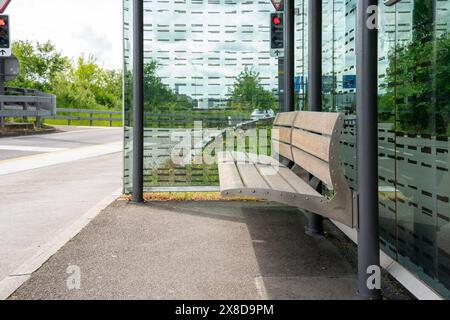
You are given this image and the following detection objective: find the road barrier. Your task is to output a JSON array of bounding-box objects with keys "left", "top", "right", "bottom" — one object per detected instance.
[
  {"left": 44, "top": 108, "right": 123, "bottom": 127},
  {"left": 0, "top": 87, "right": 56, "bottom": 128}
]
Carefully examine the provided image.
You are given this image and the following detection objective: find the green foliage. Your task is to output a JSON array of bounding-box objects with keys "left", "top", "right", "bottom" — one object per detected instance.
[
  {"left": 143, "top": 60, "right": 177, "bottom": 110},
  {"left": 8, "top": 40, "right": 70, "bottom": 91},
  {"left": 123, "top": 60, "right": 196, "bottom": 115},
  {"left": 382, "top": 33, "right": 450, "bottom": 135},
  {"left": 7, "top": 41, "right": 122, "bottom": 110},
  {"left": 52, "top": 55, "right": 122, "bottom": 110},
  {"left": 228, "top": 67, "right": 276, "bottom": 112}
]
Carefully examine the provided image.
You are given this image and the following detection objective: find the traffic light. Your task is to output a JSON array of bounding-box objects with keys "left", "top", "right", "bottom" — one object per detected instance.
[
  {"left": 0, "top": 15, "right": 9, "bottom": 49},
  {"left": 270, "top": 12, "right": 284, "bottom": 50}
]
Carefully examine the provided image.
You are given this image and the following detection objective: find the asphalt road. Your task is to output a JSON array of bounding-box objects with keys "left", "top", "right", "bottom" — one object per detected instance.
[{"left": 0, "top": 126, "right": 123, "bottom": 284}]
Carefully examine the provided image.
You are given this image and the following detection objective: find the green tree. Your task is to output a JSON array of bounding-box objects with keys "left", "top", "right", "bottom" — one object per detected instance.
[
  {"left": 8, "top": 40, "right": 70, "bottom": 91},
  {"left": 51, "top": 55, "right": 123, "bottom": 110},
  {"left": 143, "top": 60, "right": 177, "bottom": 111},
  {"left": 228, "top": 67, "right": 276, "bottom": 112},
  {"left": 380, "top": 0, "right": 450, "bottom": 135},
  {"left": 383, "top": 33, "right": 450, "bottom": 135}
]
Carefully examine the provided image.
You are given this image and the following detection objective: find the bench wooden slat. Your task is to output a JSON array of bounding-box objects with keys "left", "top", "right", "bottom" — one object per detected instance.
[
  {"left": 277, "top": 167, "right": 322, "bottom": 197},
  {"left": 218, "top": 162, "right": 244, "bottom": 190},
  {"left": 245, "top": 152, "right": 287, "bottom": 167},
  {"left": 236, "top": 163, "right": 270, "bottom": 189},
  {"left": 272, "top": 126, "right": 291, "bottom": 143},
  {"left": 272, "top": 140, "right": 293, "bottom": 160},
  {"left": 291, "top": 129, "right": 331, "bottom": 162},
  {"left": 218, "top": 151, "right": 235, "bottom": 163},
  {"left": 293, "top": 112, "right": 341, "bottom": 136},
  {"left": 244, "top": 154, "right": 320, "bottom": 196},
  {"left": 274, "top": 112, "right": 297, "bottom": 127},
  {"left": 255, "top": 164, "right": 296, "bottom": 193},
  {"left": 292, "top": 147, "right": 333, "bottom": 187}
]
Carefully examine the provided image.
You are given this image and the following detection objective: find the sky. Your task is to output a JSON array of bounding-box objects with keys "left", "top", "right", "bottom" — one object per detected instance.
[{"left": 6, "top": 0, "right": 123, "bottom": 69}]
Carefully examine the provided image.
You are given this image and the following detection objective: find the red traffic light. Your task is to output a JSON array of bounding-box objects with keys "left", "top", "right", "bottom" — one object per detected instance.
[
  {"left": 272, "top": 16, "right": 281, "bottom": 25},
  {"left": 0, "top": 18, "right": 5, "bottom": 27}
]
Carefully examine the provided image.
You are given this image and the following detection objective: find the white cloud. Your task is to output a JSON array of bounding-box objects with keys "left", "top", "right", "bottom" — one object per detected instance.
[{"left": 6, "top": 0, "right": 122, "bottom": 69}]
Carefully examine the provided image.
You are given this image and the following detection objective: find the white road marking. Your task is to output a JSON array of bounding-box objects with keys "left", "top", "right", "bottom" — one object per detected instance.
[
  {"left": 0, "top": 145, "right": 66, "bottom": 153},
  {"left": 0, "top": 141, "right": 122, "bottom": 176}
]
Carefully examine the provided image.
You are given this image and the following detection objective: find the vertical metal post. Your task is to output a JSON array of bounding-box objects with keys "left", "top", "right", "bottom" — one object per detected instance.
[
  {"left": 356, "top": 0, "right": 382, "bottom": 300},
  {"left": 0, "top": 101, "right": 4, "bottom": 128},
  {"left": 132, "top": 0, "right": 144, "bottom": 203},
  {"left": 278, "top": 58, "right": 285, "bottom": 112},
  {"left": 0, "top": 58, "right": 5, "bottom": 94},
  {"left": 308, "top": 0, "right": 322, "bottom": 111},
  {"left": 0, "top": 59, "right": 4, "bottom": 128},
  {"left": 284, "top": 0, "right": 295, "bottom": 112},
  {"left": 305, "top": 0, "right": 324, "bottom": 236}
]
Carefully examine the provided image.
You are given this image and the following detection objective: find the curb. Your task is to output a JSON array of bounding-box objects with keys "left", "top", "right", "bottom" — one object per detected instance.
[
  {"left": 0, "top": 188, "right": 123, "bottom": 300},
  {"left": 0, "top": 127, "right": 58, "bottom": 138}
]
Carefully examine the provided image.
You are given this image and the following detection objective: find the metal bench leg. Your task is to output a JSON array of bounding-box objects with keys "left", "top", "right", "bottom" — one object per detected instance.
[
  {"left": 305, "top": 177, "right": 324, "bottom": 236},
  {"left": 305, "top": 212, "right": 323, "bottom": 236}
]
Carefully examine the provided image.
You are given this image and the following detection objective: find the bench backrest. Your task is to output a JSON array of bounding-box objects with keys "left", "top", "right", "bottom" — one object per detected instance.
[{"left": 272, "top": 111, "right": 345, "bottom": 188}]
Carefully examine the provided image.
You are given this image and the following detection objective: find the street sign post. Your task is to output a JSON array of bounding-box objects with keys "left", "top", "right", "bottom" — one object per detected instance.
[
  {"left": 0, "top": 14, "right": 11, "bottom": 57},
  {"left": 0, "top": 0, "right": 11, "bottom": 14},
  {"left": 1, "top": 54, "right": 19, "bottom": 80},
  {"left": 271, "top": 0, "right": 284, "bottom": 11},
  {"left": 270, "top": 12, "right": 284, "bottom": 58}
]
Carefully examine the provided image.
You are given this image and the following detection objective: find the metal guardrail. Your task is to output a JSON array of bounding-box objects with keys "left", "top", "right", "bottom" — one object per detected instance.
[
  {"left": 44, "top": 108, "right": 123, "bottom": 127},
  {"left": 1, "top": 87, "right": 272, "bottom": 130},
  {"left": 45, "top": 109, "right": 247, "bottom": 128},
  {"left": 0, "top": 87, "right": 57, "bottom": 128}
]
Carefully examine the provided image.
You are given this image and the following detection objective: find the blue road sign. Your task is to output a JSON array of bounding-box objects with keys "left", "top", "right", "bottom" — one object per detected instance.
[
  {"left": 294, "top": 76, "right": 305, "bottom": 92},
  {"left": 343, "top": 75, "right": 356, "bottom": 89}
]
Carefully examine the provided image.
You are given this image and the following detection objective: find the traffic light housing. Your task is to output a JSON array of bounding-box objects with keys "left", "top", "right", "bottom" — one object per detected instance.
[
  {"left": 270, "top": 12, "right": 284, "bottom": 50},
  {"left": 0, "top": 15, "right": 9, "bottom": 49}
]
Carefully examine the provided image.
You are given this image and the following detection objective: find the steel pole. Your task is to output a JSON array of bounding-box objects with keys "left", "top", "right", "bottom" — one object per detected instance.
[
  {"left": 284, "top": 0, "right": 295, "bottom": 112},
  {"left": 356, "top": 0, "right": 382, "bottom": 300},
  {"left": 305, "top": 0, "right": 324, "bottom": 236},
  {"left": 132, "top": 0, "right": 144, "bottom": 203},
  {"left": 278, "top": 58, "right": 285, "bottom": 112},
  {"left": 0, "top": 59, "right": 4, "bottom": 128},
  {"left": 0, "top": 58, "right": 5, "bottom": 94}
]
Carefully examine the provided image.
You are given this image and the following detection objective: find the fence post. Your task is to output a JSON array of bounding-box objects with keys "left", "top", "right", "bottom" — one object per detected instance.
[
  {"left": 36, "top": 107, "right": 41, "bottom": 128},
  {"left": 109, "top": 112, "right": 113, "bottom": 127},
  {"left": 23, "top": 89, "right": 28, "bottom": 123},
  {"left": 68, "top": 111, "right": 71, "bottom": 126},
  {"left": 90, "top": 112, "right": 93, "bottom": 127}
]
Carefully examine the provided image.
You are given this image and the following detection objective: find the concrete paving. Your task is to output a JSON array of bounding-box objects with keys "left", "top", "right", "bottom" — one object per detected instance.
[
  {"left": 8, "top": 201, "right": 360, "bottom": 300},
  {"left": 0, "top": 126, "right": 122, "bottom": 290}
]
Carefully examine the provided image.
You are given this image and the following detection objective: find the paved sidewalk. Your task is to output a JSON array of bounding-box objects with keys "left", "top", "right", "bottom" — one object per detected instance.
[
  {"left": 0, "top": 126, "right": 122, "bottom": 290},
  {"left": 8, "top": 201, "right": 362, "bottom": 300}
]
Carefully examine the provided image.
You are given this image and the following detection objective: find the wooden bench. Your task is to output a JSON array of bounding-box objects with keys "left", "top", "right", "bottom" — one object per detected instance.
[{"left": 218, "top": 111, "right": 357, "bottom": 228}]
